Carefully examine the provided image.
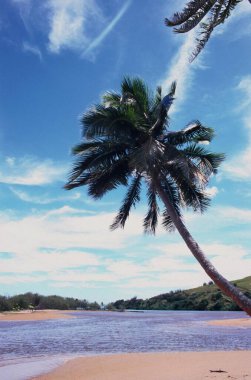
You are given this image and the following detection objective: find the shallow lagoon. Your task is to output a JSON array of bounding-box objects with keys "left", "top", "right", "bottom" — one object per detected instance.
[{"left": 0, "top": 310, "right": 250, "bottom": 379}]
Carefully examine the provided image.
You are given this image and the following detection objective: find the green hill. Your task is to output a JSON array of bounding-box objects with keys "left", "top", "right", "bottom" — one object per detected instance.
[{"left": 108, "top": 276, "right": 251, "bottom": 311}]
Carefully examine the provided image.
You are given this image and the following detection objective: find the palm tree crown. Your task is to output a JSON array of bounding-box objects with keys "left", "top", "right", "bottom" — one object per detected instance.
[
  {"left": 165, "top": 0, "right": 249, "bottom": 61},
  {"left": 65, "top": 77, "right": 222, "bottom": 233}
]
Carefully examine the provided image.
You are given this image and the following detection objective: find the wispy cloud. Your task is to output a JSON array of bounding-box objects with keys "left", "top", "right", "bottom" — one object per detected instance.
[
  {"left": 12, "top": 0, "right": 131, "bottom": 59},
  {"left": 0, "top": 156, "right": 67, "bottom": 186},
  {"left": 84, "top": 0, "right": 131, "bottom": 56},
  {"left": 1, "top": 203, "right": 251, "bottom": 300},
  {"left": 47, "top": 0, "right": 130, "bottom": 57},
  {"left": 206, "top": 186, "right": 219, "bottom": 198},
  {"left": 223, "top": 75, "right": 251, "bottom": 181},
  {"left": 47, "top": 0, "right": 101, "bottom": 53},
  {"left": 22, "top": 41, "right": 42, "bottom": 60},
  {"left": 160, "top": 30, "right": 203, "bottom": 113},
  {"left": 9, "top": 187, "right": 81, "bottom": 204},
  {"left": 213, "top": 0, "right": 251, "bottom": 39}
]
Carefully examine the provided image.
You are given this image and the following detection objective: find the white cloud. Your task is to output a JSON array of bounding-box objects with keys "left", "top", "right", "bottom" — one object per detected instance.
[
  {"left": 12, "top": 0, "right": 131, "bottom": 58},
  {"left": 223, "top": 75, "right": 251, "bottom": 181},
  {"left": 47, "top": 0, "right": 99, "bottom": 53},
  {"left": 0, "top": 206, "right": 144, "bottom": 288},
  {"left": 1, "top": 202, "right": 251, "bottom": 296},
  {"left": 206, "top": 186, "right": 218, "bottom": 198},
  {"left": 213, "top": 0, "right": 251, "bottom": 39},
  {"left": 2, "top": 251, "right": 100, "bottom": 275},
  {"left": 22, "top": 41, "right": 42, "bottom": 60},
  {"left": 160, "top": 30, "right": 203, "bottom": 114},
  {"left": 217, "top": 206, "right": 251, "bottom": 223},
  {"left": 0, "top": 156, "right": 67, "bottom": 185},
  {"left": 47, "top": 0, "right": 130, "bottom": 57},
  {"left": 0, "top": 206, "right": 143, "bottom": 256},
  {"left": 10, "top": 186, "right": 81, "bottom": 204},
  {"left": 84, "top": 0, "right": 131, "bottom": 56}
]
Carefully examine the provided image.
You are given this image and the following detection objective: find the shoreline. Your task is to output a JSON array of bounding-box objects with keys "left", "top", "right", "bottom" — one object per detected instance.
[
  {"left": 208, "top": 317, "right": 251, "bottom": 327},
  {"left": 0, "top": 309, "right": 76, "bottom": 321},
  {"left": 32, "top": 351, "right": 251, "bottom": 380},
  {"left": 1, "top": 309, "right": 250, "bottom": 325}
]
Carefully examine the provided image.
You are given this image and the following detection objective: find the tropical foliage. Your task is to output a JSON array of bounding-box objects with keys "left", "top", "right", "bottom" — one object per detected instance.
[
  {"left": 65, "top": 77, "right": 251, "bottom": 315},
  {"left": 0, "top": 292, "right": 100, "bottom": 312},
  {"left": 165, "top": 0, "right": 250, "bottom": 61},
  {"left": 65, "top": 77, "right": 219, "bottom": 233},
  {"left": 108, "top": 276, "right": 251, "bottom": 312}
]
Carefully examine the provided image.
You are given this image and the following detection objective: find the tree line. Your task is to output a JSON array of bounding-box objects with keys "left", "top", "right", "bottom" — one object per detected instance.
[
  {"left": 107, "top": 281, "right": 251, "bottom": 312},
  {"left": 0, "top": 292, "right": 100, "bottom": 312}
]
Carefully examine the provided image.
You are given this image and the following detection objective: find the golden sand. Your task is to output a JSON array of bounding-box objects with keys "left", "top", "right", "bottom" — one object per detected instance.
[
  {"left": 33, "top": 351, "right": 251, "bottom": 380},
  {"left": 208, "top": 317, "right": 251, "bottom": 327},
  {"left": 0, "top": 309, "right": 75, "bottom": 321}
]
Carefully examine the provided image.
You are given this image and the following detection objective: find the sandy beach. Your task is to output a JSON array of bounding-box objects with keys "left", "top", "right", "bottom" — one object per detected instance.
[
  {"left": 208, "top": 317, "right": 251, "bottom": 327},
  {"left": 32, "top": 351, "right": 251, "bottom": 380},
  {"left": 0, "top": 309, "right": 75, "bottom": 321}
]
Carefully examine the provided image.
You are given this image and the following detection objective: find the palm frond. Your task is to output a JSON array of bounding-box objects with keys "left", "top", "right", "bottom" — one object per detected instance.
[
  {"left": 162, "top": 141, "right": 206, "bottom": 187},
  {"left": 170, "top": 166, "right": 211, "bottom": 212},
  {"left": 216, "top": 0, "right": 242, "bottom": 25},
  {"left": 102, "top": 91, "right": 121, "bottom": 107},
  {"left": 64, "top": 172, "right": 92, "bottom": 190},
  {"left": 166, "top": 0, "right": 243, "bottom": 61},
  {"left": 121, "top": 77, "right": 152, "bottom": 116},
  {"left": 190, "top": 0, "right": 225, "bottom": 60},
  {"left": 160, "top": 176, "right": 181, "bottom": 232},
  {"left": 65, "top": 141, "right": 129, "bottom": 188},
  {"left": 111, "top": 174, "right": 141, "bottom": 230},
  {"left": 143, "top": 183, "right": 159, "bottom": 234},
  {"left": 172, "top": 1, "right": 217, "bottom": 34},
  {"left": 129, "top": 138, "right": 166, "bottom": 174},
  {"left": 82, "top": 104, "right": 146, "bottom": 141},
  {"left": 182, "top": 144, "right": 225, "bottom": 176},
  {"left": 72, "top": 140, "right": 112, "bottom": 155},
  {"left": 88, "top": 160, "right": 130, "bottom": 199},
  {"left": 162, "top": 121, "right": 214, "bottom": 145},
  {"left": 150, "top": 82, "right": 176, "bottom": 137},
  {"left": 165, "top": 0, "right": 212, "bottom": 27}
]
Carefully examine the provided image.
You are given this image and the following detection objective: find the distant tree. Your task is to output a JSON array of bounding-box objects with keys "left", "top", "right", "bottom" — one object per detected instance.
[
  {"left": 0, "top": 296, "right": 11, "bottom": 311},
  {"left": 88, "top": 302, "right": 101, "bottom": 310},
  {"left": 65, "top": 77, "right": 251, "bottom": 316},
  {"left": 165, "top": 0, "right": 251, "bottom": 61}
]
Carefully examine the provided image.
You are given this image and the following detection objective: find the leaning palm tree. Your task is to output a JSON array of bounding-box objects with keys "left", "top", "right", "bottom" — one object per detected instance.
[
  {"left": 65, "top": 77, "right": 251, "bottom": 315},
  {"left": 165, "top": 0, "right": 251, "bottom": 61}
]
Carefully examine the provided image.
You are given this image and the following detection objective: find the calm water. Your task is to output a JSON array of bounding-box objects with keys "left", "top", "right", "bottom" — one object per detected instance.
[{"left": 0, "top": 310, "right": 250, "bottom": 363}]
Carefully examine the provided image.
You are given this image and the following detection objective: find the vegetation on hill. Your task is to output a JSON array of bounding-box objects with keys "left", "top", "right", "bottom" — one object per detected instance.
[
  {"left": 0, "top": 292, "right": 100, "bottom": 312},
  {"left": 107, "top": 276, "right": 251, "bottom": 312}
]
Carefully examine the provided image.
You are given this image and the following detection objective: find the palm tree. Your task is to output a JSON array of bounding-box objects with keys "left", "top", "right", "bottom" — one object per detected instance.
[
  {"left": 165, "top": 0, "right": 251, "bottom": 61},
  {"left": 65, "top": 77, "right": 251, "bottom": 315}
]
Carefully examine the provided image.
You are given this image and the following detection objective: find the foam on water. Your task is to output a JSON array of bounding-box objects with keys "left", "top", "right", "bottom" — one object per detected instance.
[{"left": 0, "top": 355, "right": 72, "bottom": 380}]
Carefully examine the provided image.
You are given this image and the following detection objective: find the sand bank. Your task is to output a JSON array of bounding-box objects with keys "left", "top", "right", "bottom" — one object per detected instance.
[
  {"left": 0, "top": 310, "right": 75, "bottom": 321},
  {"left": 208, "top": 318, "right": 251, "bottom": 327},
  {"left": 33, "top": 351, "right": 251, "bottom": 380}
]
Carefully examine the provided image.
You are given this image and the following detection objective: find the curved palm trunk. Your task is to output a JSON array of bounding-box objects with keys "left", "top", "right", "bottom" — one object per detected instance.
[{"left": 156, "top": 184, "right": 251, "bottom": 316}]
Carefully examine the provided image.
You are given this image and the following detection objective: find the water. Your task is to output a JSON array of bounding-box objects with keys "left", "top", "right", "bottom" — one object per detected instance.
[{"left": 0, "top": 310, "right": 250, "bottom": 379}]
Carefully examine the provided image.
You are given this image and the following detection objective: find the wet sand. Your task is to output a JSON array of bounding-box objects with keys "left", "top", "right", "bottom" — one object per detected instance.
[
  {"left": 33, "top": 351, "right": 251, "bottom": 380},
  {"left": 208, "top": 317, "right": 251, "bottom": 327},
  {"left": 0, "top": 309, "right": 75, "bottom": 321}
]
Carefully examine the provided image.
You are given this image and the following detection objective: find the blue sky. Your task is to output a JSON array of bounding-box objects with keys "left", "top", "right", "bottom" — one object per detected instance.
[{"left": 1, "top": 0, "right": 251, "bottom": 303}]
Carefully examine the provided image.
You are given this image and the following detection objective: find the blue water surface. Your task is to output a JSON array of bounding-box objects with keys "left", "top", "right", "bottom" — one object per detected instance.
[{"left": 0, "top": 310, "right": 250, "bottom": 363}]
